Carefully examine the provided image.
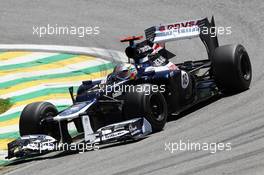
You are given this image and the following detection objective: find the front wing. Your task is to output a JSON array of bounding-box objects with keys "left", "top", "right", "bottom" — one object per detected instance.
[{"left": 6, "top": 117, "right": 152, "bottom": 159}]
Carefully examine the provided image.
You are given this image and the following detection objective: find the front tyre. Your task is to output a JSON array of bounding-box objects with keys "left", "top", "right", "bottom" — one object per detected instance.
[
  {"left": 122, "top": 84, "right": 168, "bottom": 132},
  {"left": 19, "top": 102, "right": 60, "bottom": 140}
]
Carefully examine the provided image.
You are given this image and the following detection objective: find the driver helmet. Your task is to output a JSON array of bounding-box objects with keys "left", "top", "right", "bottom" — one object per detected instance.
[{"left": 113, "top": 63, "right": 137, "bottom": 80}]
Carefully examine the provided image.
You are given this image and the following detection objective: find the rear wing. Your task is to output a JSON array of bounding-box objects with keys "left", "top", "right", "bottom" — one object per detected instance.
[
  {"left": 145, "top": 19, "right": 200, "bottom": 43},
  {"left": 145, "top": 17, "right": 219, "bottom": 60}
]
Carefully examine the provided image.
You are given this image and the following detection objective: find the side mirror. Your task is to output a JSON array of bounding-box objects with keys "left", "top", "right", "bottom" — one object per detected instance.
[{"left": 69, "top": 86, "right": 75, "bottom": 104}]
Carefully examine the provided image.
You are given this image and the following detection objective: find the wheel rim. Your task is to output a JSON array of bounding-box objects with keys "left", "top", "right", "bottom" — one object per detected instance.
[
  {"left": 149, "top": 94, "right": 165, "bottom": 121},
  {"left": 240, "top": 53, "right": 251, "bottom": 81},
  {"left": 41, "top": 109, "right": 58, "bottom": 137}
]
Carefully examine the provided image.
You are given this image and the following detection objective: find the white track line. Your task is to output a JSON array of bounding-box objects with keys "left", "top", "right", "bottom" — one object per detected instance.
[
  {"left": 0, "top": 44, "right": 127, "bottom": 62},
  {"left": 1, "top": 77, "right": 106, "bottom": 99},
  {"left": 0, "top": 98, "right": 73, "bottom": 118},
  {"left": 0, "top": 99, "right": 73, "bottom": 133},
  {"left": 0, "top": 120, "right": 78, "bottom": 134},
  {"left": 0, "top": 106, "right": 25, "bottom": 117},
  {"left": 1, "top": 83, "right": 79, "bottom": 99},
  {"left": 0, "top": 125, "right": 19, "bottom": 133},
  {"left": 0, "top": 44, "right": 120, "bottom": 134},
  {"left": 0, "top": 58, "right": 109, "bottom": 83},
  {"left": 0, "top": 52, "right": 59, "bottom": 66}
]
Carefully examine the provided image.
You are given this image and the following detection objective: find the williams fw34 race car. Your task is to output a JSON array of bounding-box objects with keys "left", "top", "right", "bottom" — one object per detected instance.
[{"left": 6, "top": 17, "right": 252, "bottom": 159}]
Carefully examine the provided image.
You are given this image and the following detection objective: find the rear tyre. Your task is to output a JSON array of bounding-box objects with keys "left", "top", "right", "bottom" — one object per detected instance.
[
  {"left": 122, "top": 84, "right": 168, "bottom": 132},
  {"left": 212, "top": 44, "right": 252, "bottom": 93},
  {"left": 19, "top": 102, "right": 61, "bottom": 140}
]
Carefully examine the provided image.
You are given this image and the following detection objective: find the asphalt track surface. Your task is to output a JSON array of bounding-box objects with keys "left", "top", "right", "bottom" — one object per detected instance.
[{"left": 1, "top": 0, "right": 264, "bottom": 174}]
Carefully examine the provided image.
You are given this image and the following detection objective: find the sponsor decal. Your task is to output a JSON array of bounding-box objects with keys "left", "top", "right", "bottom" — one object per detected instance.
[
  {"left": 138, "top": 45, "right": 152, "bottom": 53},
  {"left": 152, "top": 56, "right": 166, "bottom": 66},
  {"left": 128, "top": 124, "right": 138, "bottom": 132},
  {"left": 158, "top": 20, "right": 199, "bottom": 31},
  {"left": 104, "top": 131, "right": 126, "bottom": 139},
  {"left": 156, "top": 30, "right": 173, "bottom": 37}
]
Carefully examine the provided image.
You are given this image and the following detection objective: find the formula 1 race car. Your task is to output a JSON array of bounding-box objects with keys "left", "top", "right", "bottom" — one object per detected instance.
[{"left": 6, "top": 17, "right": 252, "bottom": 159}]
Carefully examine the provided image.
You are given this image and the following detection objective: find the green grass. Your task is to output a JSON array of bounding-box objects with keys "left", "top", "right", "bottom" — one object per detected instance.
[{"left": 0, "top": 99, "right": 12, "bottom": 114}]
